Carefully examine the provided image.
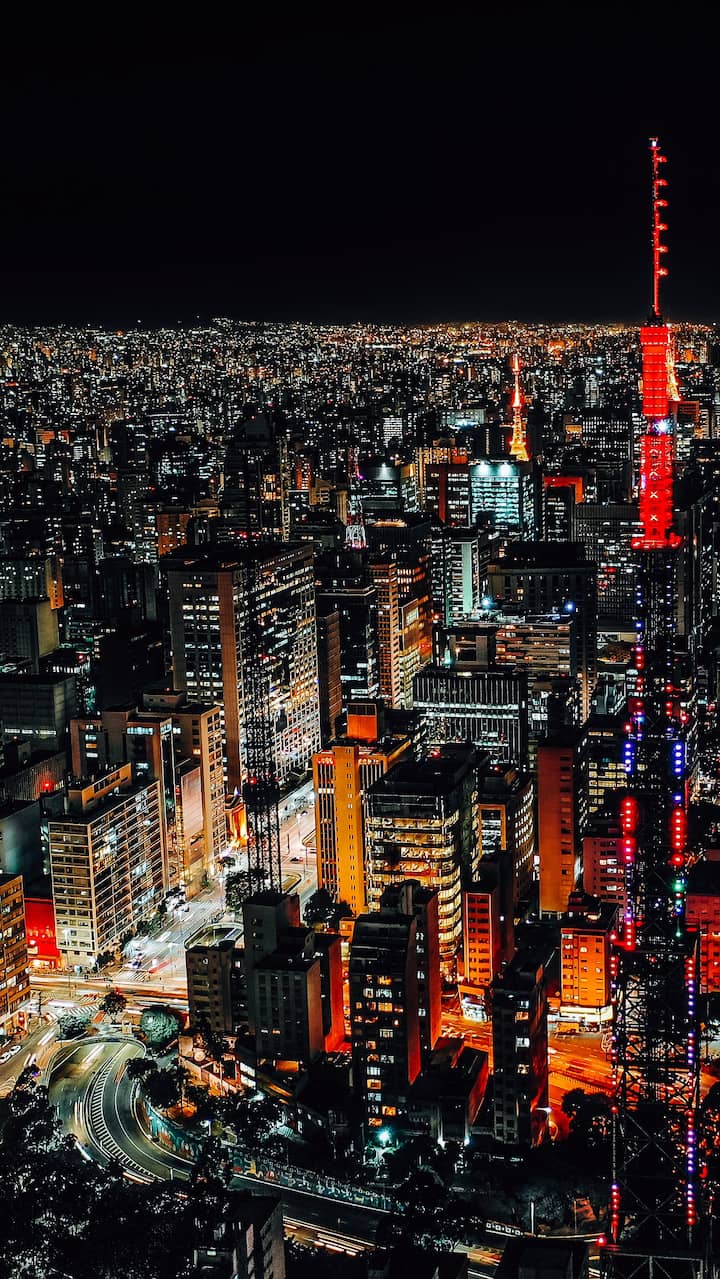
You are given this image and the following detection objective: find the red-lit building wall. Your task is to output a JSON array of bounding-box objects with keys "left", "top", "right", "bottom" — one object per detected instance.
[{"left": 25, "top": 896, "right": 61, "bottom": 969}]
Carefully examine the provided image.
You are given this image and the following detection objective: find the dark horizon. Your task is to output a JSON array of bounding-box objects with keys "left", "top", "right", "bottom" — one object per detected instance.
[{"left": 2, "top": 17, "right": 719, "bottom": 328}]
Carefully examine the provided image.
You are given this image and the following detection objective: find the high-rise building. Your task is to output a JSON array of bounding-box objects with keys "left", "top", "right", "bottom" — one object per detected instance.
[
  {"left": 491, "top": 949, "right": 549, "bottom": 1147},
  {"left": 430, "top": 526, "right": 485, "bottom": 624},
  {"left": 486, "top": 544, "right": 597, "bottom": 719},
  {"left": 469, "top": 458, "right": 537, "bottom": 539},
  {"left": 560, "top": 899, "right": 618, "bottom": 1024},
  {"left": 185, "top": 923, "right": 244, "bottom": 1036},
  {"left": 378, "top": 879, "right": 442, "bottom": 1064},
  {"left": 312, "top": 702, "right": 411, "bottom": 916},
  {"left": 581, "top": 811, "right": 627, "bottom": 912},
  {"left": 241, "top": 891, "right": 300, "bottom": 1035},
  {"left": 315, "top": 600, "right": 342, "bottom": 743},
  {"left": 462, "top": 863, "right": 504, "bottom": 994},
  {"left": 477, "top": 764, "right": 535, "bottom": 908},
  {"left": 48, "top": 764, "right": 165, "bottom": 968},
  {"left": 164, "top": 544, "right": 320, "bottom": 792},
  {"left": 0, "top": 554, "right": 63, "bottom": 610},
  {"left": 0, "top": 598, "right": 59, "bottom": 673},
  {"left": 220, "top": 412, "right": 290, "bottom": 541},
  {"left": 142, "top": 692, "right": 227, "bottom": 881},
  {"left": 191, "top": 1195, "right": 286, "bottom": 1279},
  {"left": 572, "top": 502, "right": 640, "bottom": 630},
  {"left": 537, "top": 728, "right": 589, "bottom": 915},
  {"left": 412, "top": 664, "right": 529, "bottom": 769},
  {"left": 0, "top": 672, "right": 77, "bottom": 752},
  {"left": 315, "top": 550, "right": 380, "bottom": 705},
  {"left": 349, "top": 907, "right": 422, "bottom": 1133},
  {"left": 368, "top": 559, "right": 402, "bottom": 707},
  {"left": 365, "top": 746, "right": 479, "bottom": 970},
  {"left": 686, "top": 852, "right": 720, "bottom": 994},
  {"left": 0, "top": 872, "right": 29, "bottom": 1031}
]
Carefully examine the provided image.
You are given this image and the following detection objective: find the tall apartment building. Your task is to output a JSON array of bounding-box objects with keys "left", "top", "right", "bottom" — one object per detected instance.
[
  {"left": 368, "top": 559, "right": 402, "bottom": 707},
  {"left": 462, "top": 860, "right": 505, "bottom": 994},
  {"left": 48, "top": 764, "right": 165, "bottom": 968},
  {"left": 143, "top": 691, "right": 227, "bottom": 880},
  {"left": 220, "top": 413, "right": 290, "bottom": 541},
  {"left": 0, "top": 872, "right": 29, "bottom": 1030},
  {"left": 164, "top": 544, "right": 320, "bottom": 792},
  {"left": 241, "top": 890, "right": 341, "bottom": 1063},
  {"left": 365, "top": 746, "right": 479, "bottom": 970},
  {"left": 379, "top": 880, "right": 442, "bottom": 1064},
  {"left": 185, "top": 923, "right": 244, "bottom": 1036},
  {"left": 315, "top": 550, "right": 380, "bottom": 705},
  {"left": 313, "top": 702, "right": 411, "bottom": 916},
  {"left": 560, "top": 899, "right": 618, "bottom": 1023},
  {"left": 537, "top": 728, "right": 589, "bottom": 915},
  {"left": 492, "top": 949, "right": 549, "bottom": 1147},
  {"left": 315, "top": 600, "right": 342, "bottom": 743},
  {"left": 430, "top": 526, "right": 484, "bottom": 624},
  {"left": 582, "top": 811, "right": 626, "bottom": 912},
  {"left": 349, "top": 908, "right": 422, "bottom": 1133},
  {"left": 477, "top": 764, "right": 535, "bottom": 907}
]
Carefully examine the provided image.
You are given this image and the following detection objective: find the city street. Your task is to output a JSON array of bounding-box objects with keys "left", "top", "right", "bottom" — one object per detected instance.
[{"left": 27, "top": 779, "right": 319, "bottom": 1011}]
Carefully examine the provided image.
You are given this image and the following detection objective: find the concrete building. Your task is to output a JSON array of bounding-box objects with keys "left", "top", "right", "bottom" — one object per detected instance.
[
  {"left": 537, "top": 728, "right": 589, "bottom": 916},
  {"left": 379, "top": 880, "right": 442, "bottom": 1065},
  {"left": 164, "top": 544, "right": 320, "bottom": 792},
  {"left": 48, "top": 764, "right": 165, "bottom": 968},
  {"left": 349, "top": 908, "right": 422, "bottom": 1134},
  {"left": 192, "top": 1194, "right": 286, "bottom": 1279},
  {"left": 313, "top": 701, "right": 411, "bottom": 916},
  {"left": 582, "top": 811, "right": 626, "bottom": 912},
  {"left": 0, "top": 799, "right": 44, "bottom": 885},
  {"left": 315, "top": 550, "right": 380, "bottom": 705},
  {"left": 412, "top": 664, "right": 529, "bottom": 769},
  {"left": 0, "top": 598, "right": 59, "bottom": 673},
  {"left": 0, "top": 673, "right": 77, "bottom": 752},
  {"left": 492, "top": 949, "right": 549, "bottom": 1148},
  {"left": 365, "top": 746, "right": 479, "bottom": 971},
  {"left": 0, "top": 872, "right": 29, "bottom": 1032},
  {"left": 560, "top": 899, "right": 618, "bottom": 1024},
  {"left": 185, "top": 924, "right": 244, "bottom": 1036}
]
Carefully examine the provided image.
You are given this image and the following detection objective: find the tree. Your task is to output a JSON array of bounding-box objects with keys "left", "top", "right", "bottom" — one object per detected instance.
[
  {"left": 57, "top": 1008, "right": 91, "bottom": 1039},
  {"left": 126, "top": 1056, "right": 155, "bottom": 1082},
  {"left": 141, "top": 1064, "right": 188, "bottom": 1111},
  {"left": 94, "top": 949, "right": 115, "bottom": 971},
  {"left": 99, "top": 990, "right": 127, "bottom": 1020},
  {"left": 139, "top": 1005, "right": 181, "bottom": 1049},
  {"left": 225, "top": 871, "right": 252, "bottom": 915},
  {"left": 190, "top": 1017, "right": 228, "bottom": 1065},
  {"left": 303, "top": 887, "right": 336, "bottom": 926}
]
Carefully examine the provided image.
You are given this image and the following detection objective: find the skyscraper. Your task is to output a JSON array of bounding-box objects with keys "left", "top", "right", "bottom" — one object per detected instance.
[
  {"left": 491, "top": 949, "right": 549, "bottom": 1148},
  {"left": 164, "top": 544, "right": 320, "bottom": 793}
]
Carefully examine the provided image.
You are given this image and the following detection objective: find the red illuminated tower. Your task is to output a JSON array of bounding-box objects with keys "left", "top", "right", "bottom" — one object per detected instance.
[
  {"left": 509, "top": 353, "right": 530, "bottom": 462},
  {"left": 605, "top": 141, "right": 704, "bottom": 1279}
]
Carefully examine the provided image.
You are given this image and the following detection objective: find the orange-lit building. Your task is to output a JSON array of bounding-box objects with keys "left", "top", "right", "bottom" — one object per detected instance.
[
  {"left": 462, "top": 869, "right": 503, "bottom": 993},
  {"left": 686, "top": 852, "right": 720, "bottom": 994},
  {"left": 313, "top": 702, "right": 411, "bottom": 916},
  {"left": 537, "top": 728, "right": 588, "bottom": 915},
  {"left": 582, "top": 811, "right": 627, "bottom": 912},
  {"left": 0, "top": 873, "right": 30, "bottom": 1028},
  {"left": 560, "top": 898, "right": 617, "bottom": 1023}
]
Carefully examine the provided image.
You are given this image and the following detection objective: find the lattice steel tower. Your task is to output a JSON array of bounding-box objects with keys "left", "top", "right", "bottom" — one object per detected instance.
[{"left": 605, "top": 140, "right": 709, "bottom": 1279}]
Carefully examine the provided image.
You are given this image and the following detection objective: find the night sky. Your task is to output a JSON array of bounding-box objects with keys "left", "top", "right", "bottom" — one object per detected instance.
[{"left": 2, "top": 13, "right": 719, "bottom": 327}]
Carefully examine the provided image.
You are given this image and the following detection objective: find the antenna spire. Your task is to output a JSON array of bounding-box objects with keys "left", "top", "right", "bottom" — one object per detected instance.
[{"left": 649, "top": 136, "right": 669, "bottom": 322}]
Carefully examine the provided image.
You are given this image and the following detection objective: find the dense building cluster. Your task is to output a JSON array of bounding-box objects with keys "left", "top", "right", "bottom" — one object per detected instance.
[{"left": 2, "top": 313, "right": 720, "bottom": 1274}]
